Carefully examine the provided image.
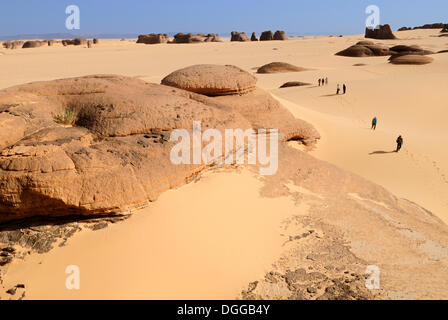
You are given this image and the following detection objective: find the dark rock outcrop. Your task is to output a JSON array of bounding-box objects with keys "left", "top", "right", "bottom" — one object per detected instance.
[
  {"left": 336, "top": 43, "right": 433, "bottom": 58},
  {"left": 62, "top": 38, "right": 87, "bottom": 46},
  {"left": 273, "top": 30, "right": 288, "bottom": 40},
  {"left": 280, "top": 81, "right": 311, "bottom": 88},
  {"left": 365, "top": 24, "right": 396, "bottom": 39},
  {"left": 251, "top": 32, "right": 258, "bottom": 41},
  {"left": 389, "top": 54, "right": 434, "bottom": 65},
  {"left": 413, "top": 23, "right": 448, "bottom": 30},
  {"left": 137, "top": 34, "right": 169, "bottom": 44},
  {"left": 172, "top": 33, "right": 220, "bottom": 43},
  {"left": 2, "top": 41, "right": 24, "bottom": 49},
  {"left": 22, "top": 40, "right": 46, "bottom": 49},
  {"left": 260, "top": 31, "right": 274, "bottom": 41},
  {"left": 336, "top": 42, "right": 391, "bottom": 57},
  {"left": 231, "top": 32, "right": 250, "bottom": 42}
]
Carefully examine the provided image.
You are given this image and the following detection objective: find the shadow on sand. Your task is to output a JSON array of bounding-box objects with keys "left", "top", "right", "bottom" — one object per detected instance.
[
  {"left": 369, "top": 150, "right": 396, "bottom": 155},
  {"left": 320, "top": 93, "right": 340, "bottom": 97}
]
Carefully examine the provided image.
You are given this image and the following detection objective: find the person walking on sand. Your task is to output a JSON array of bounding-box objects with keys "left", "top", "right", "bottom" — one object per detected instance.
[
  {"left": 325, "top": 77, "right": 328, "bottom": 85},
  {"left": 396, "top": 135, "right": 403, "bottom": 152},
  {"left": 318, "top": 79, "right": 321, "bottom": 86},
  {"left": 371, "top": 117, "right": 377, "bottom": 130},
  {"left": 343, "top": 84, "right": 347, "bottom": 94},
  {"left": 336, "top": 84, "right": 340, "bottom": 94}
]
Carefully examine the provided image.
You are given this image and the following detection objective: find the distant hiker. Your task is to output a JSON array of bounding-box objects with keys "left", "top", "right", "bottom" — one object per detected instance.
[
  {"left": 336, "top": 84, "right": 340, "bottom": 94},
  {"left": 396, "top": 135, "right": 403, "bottom": 152},
  {"left": 371, "top": 117, "right": 377, "bottom": 130},
  {"left": 343, "top": 84, "right": 347, "bottom": 94},
  {"left": 322, "top": 78, "right": 325, "bottom": 85},
  {"left": 318, "top": 79, "right": 321, "bottom": 86},
  {"left": 325, "top": 77, "right": 328, "bottom": 84}
]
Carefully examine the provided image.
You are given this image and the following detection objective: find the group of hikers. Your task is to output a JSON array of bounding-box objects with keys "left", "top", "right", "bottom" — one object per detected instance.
[
  {"left": 316, "top": 79, "right": 403, "bottom": 152},
  {"left": 318, "top": 78, "right": 328, "bottom": 86},
  {"left": 336, "top": 83, "right": 347, "bottom": 95},
  {"left": 371, "top": 117, "right": 403, "bottom": 152}
]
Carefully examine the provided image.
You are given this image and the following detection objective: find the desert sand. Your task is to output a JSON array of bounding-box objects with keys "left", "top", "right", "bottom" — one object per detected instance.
[{"left": 1, "top": 28, "right": 448, "bottom": 299}]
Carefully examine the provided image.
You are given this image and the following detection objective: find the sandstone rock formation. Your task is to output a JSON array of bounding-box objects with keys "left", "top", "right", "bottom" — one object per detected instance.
[
  {"left": 161, "top": 65, "right": 319, "bottom": 145},
  {"left": 414, "top": 23, "right": 448, "bottom": 30},
  {"left": 389, "top": 45, "right": 434, "bottom": 56},
  {"left": 2, "top": 41, "right": 24, "bottom": 49},
  {"left": 260, "top": 31, "right": 274, "bottom": 41},
  {"left": 257, "top": 62, "right": 308, "bottom": 74},
  {"left": 389, "top": 54, "right": 434, "bottom": 65},
  {"left": 280, "top": 81, "right": 311, "bottom": 88},
  {"left": 0, "top": 75, "right": 251, "bottom": 222},
  {"left": 22, "top": 41, "right": 47, "bottom": 49},
  {"left": 136, "top": 34, "right": 169, "bottom": 44},
  {"left": 251, "top": 32, "right": 258, "bottom": 41},
  {"left": 398, "top": 27, "right": 412, "bottom": 31},
  {"left": 365, "top": 24, "right": 396, "bottom": 40},
  {"left": 336, "top": 44, "right": 391, "bottom": 57},
  {"left": 231, "top": 32, "right": 250, "bottom": 42},
  {"left": 161, "top": 64, "right": 257, "bottom": 96},
  {"left": 273, "top": 30, "right": 288, "bottom": 40},
  {"left": 62, "top": 38, "right": 87, "bottom": 46},
  {"left": 336, "top": 43, "right": 433, "bottom": 58},
  {"left": 172, "top": 33, "right": 220, "bottom": 43},
  {"left": 441, "top": 28, "right": 448, "bottom": 33},
  {"left": 213, "top": 88, "right": 319, "bottom": 144}
]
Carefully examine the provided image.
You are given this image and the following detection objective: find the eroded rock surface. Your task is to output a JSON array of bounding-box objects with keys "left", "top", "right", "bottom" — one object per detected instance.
[{"left": 0, "top": 75, "right": 250, "bottom": 222}]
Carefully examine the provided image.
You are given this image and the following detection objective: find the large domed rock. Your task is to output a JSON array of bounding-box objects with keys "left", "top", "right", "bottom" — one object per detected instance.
[
  {"left": 389, "top": 45, "right": 434, "bottom": 56},
  {"left": 365, "top": 24, "right": 396, "bottom": 39},
  {"left": 22, "top": 40, "right": 47, "bottom": 49},
  {"left": 273, "top": 30, "right": 288, "bottom": 40},
  {"left": 0, "top": 75, "right": 251, "bottom": 222},
  {"left": 260, "top": 31, "right": 274, "bottom": 41},
  {"left": 336, "top": 43, "right": 432, "bottom": 58},
  {"left": 257, "top": 62, "right": 308, "bottom": 74},
  {"left": 389, "top": 54, "right": 434, "bottom": 65},
  {"left": 160, "top": 63, "right": 320, "bottom": 147},
  {"left": 137, "top": 34, "right": 169, "bottom": 44},
  {"left": 161, "top": 64, "right": 257, "bottom": 95},
  {"left": 337, "top": 42, "right": 392, "bottom": 57}
]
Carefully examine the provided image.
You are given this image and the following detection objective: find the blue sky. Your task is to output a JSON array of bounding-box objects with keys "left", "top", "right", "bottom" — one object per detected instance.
[{"left": 0, "top": 0, "right": 446, "bottom": 36}]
